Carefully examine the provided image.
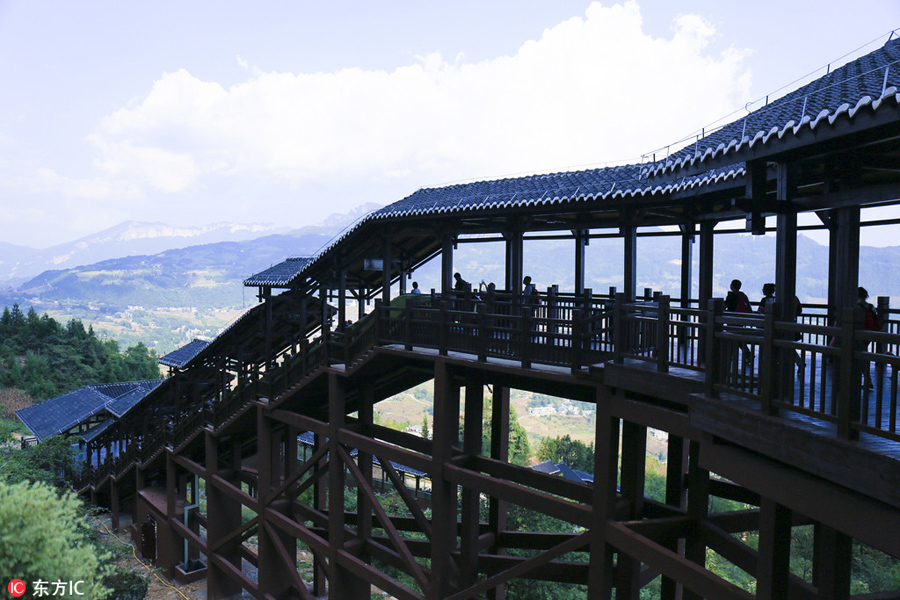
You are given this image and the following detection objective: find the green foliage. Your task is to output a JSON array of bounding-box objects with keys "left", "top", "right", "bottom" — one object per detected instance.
[
  {"left": 0, "top": 480, "right": 112, "bottom": 599},
  {"left": 422, "top": 414, "right": 430, "bottom": 440},
  {"left": 537, "top": 434, "right": 594, "bottom": 472},
  {"left": 0, "top": 435, "right": 79, "bottom": 487},
  {"left": 0, "top": 304, "right": 159, "bottom": 401},
  {"left": 101, "top": 569, "right": 149, "bottom": 600}
]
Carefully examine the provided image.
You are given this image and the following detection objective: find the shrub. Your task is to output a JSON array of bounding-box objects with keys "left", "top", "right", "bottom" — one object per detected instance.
[{"left": 0, "top": 480, "right": 111, "bottom": 599}]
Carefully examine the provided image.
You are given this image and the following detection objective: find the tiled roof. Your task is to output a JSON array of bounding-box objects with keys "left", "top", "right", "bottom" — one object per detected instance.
[
  {"left": 16, "top": 380, "right": 164, "bottom": 441},
  {"left": 645, "top": 36, "right": 900, "bottom": 177},
  {"left": 281, "top": 37, "right": 900, "bottom": 284},
  {"left": 158, "top": 339, "right": 211, "bottom": 369},
  {"left": 106, "top": 379, "right": 164, "bottom": 418},
  {"left": 17, "top": 387, "right": 111, "bottom": 441},
  {"left": 81, "top": 418, "right": 114, "bottom": 443},
  {"left": 244, "top": 257, "right": 313, "bottom": 287}
]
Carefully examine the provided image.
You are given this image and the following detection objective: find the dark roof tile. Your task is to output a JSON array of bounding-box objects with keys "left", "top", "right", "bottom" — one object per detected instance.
[{"left": 158, "top": 339, "right": 211, "bottom": 369}]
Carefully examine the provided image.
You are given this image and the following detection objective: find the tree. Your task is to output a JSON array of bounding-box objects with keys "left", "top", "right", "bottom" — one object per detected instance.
[
  {"left": 422, "top": 415, "right": 430, "bottom": 440},
  {"left": 537, "top": 434, "right": 594, "bottom": 472},
  {"left": 0, "top": 481, "right": 111, "bottom": 599}
]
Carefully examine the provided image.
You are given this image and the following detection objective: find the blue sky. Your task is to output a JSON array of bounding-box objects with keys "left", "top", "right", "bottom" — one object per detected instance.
[{"left": 0, "top": 1, "right": 898, "bottom": 248}]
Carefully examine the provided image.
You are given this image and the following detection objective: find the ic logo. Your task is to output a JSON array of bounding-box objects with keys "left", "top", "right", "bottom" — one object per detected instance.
[{"left": 7, "top": 579, "right": 26, "bottom": 597}]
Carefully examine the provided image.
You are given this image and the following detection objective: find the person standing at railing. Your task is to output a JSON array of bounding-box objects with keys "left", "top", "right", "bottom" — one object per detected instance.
[
  {"left": 760, "top": 282, "right": 805, "bottom": 374},
  {"left": 758, "top": 283, "right": 776, "bottom": 313},
  {"left": 410, "top": 281, "right": 422, "bottom": 295},
  {"left": 725, "top": 279, "right": 752, "bottom": 313},
  {"left": 523, "top": 276, "right": 541, "bottom": 333},
  {"left": 858, "top": 286, "right": 883, "bottom": 391}
]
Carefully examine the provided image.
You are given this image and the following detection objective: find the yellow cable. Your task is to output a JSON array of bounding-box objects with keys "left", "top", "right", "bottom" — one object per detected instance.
[{"left": 99, "top": 520, "right": 192, "bottom": 600}]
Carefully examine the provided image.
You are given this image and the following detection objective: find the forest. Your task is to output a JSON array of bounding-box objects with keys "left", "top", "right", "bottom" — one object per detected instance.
[{"left": 0, "top": 304, "right": 160, "bottom": 410}]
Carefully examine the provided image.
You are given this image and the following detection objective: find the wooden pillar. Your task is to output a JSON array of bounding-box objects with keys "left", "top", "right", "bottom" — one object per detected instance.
[
  {"left": 830, "top": 206, "right": 861, "bottom": 318},
  {"left": 574, "top": 229, "right": 587, "bottom": 295},
  {"left": 506, "top": 229, "right": 524, "bottom": 294},
  {"left": 313, "top": 426, "right": 327, "bottom": 596},
  {"left": 356, "top": 388, "right": 374, "bottom": 559},
  {"left": 680, "top": 225, "right": 694, "bottom": 307},
  {"left": 382, "top": 237, "right": 392, "bottom": 306},
  {"left": 622, "top": 223, "right": 637, "bottom": 302},
  {"left": 757, "top": 499, "right": 793, "bottom": 600},
  {"left": 205, "top": 433, "right": 244, "bottom": 600},
  {"left": 337, "top": 268, "right": 347, "bottom": 332},
  {"left": 263, "top": 287, "right": 273, "bottom": 368},
  {"left": 430, "top": 361, "right": 460, "bottom": 599},
  {"left": 442, "top": 234, "right": 454, "bottom": 294},
  {"left": 775, "top": 162, "right": 798, "bottom": 318},
  {"left": 488, "top": 385, "right": 510, "bottom": 600},
  {"left": 587, "top": 385, "right": 620, "bottom": 600},
  {"left": 616, "top": 417, "right": 646, "bottom": 598},
  {"left": 460, "top": 383, "right": 484, "bottom": 588},
  {"left": 320, "top": 280, "right": 329, "bottom": 337},
  {"left": 327, "top": 372, "right": 368, "bottom": 599},
  {"left": 399, "top": 258, "right": 408, "bottom": 295},
  {"left": 682, "top": 440, "right": 709, "bottom": 600},
  {"left": 257, "top": 408, "right": 296, "bottom": 598},
  {"left": 661, "top": 434, "right": 688, "bottom": 599},
  {"left": 814, "top": 523, "right": 852, "bottom": 600},
  {"left": 698, "top": 221, "right": 715, "bottom": 305},
  {"left": 357, "top": 287, "right": 367, "bottom": 320}
]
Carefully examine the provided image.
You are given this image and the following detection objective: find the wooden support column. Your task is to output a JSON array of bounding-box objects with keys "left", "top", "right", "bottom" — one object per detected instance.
[
  {"left": 382, "top": 237, "right": 392, "bottom": 306},
  {"left": 698, "top": 221, "right": 715, "bottom": 306},
  {"left": 587, "top": 385, "right": 620, "bottom": 600},
  {"left": 157, "top": 454, "right": 178, "bottom": 578},
  {"left": 328, "top": 372, "right": 368, "bottom": 599},
  {"left": 313, "top": 428, "right": 327, "bottom": 597},
  {"left": 320, "top": 280, "right": 330, "bottom": 339},
  {"left": 506, "top": 229, "right": 524, "bottom": 294},
  {"left": 337, "top": 267, "right": 347, "bottom": 332},
  {"left": 356, "top": 388, "right": 374, "bottom": 560},
  {"left": 775, "top": 162, "right": 798, "bottom": 317},
  {"left": 661, "top": 434, "right": 688, "bottom": 600},
  {"left": 431, "top": 360, "right": 460, "bottom": 599},
  {"left": 442, "top": 234, "right": 454, "bottom": 294},
  {"left": 814, "top": 523, "right": 852, "bottom": 600},
  {"left": 679, "top": 225, "right": 694, "bottom": 307},
  {"left": 757, "top": 499, "right": 793, "bottom": 600},
  {"left": 264, "top": 287, "right": 273, "bottom": 368},
  {"left": 745, "top": 159, "right": 768, "bottom": 235},
  {"left": 682, "top": 440, "right": 709, "bottom": 600},
  {"left": 488, "top": 385, "right": 510, "bottom": 600},
  {"left": 622, "top": 223, "right": 637, "bottom": 302},
  {"left": 830, "top": 206, "right": 861, "bottom": 318},
  {"left": 357, "top": 287, "right": 367, "bottom": 320},
  {"left": 460, "top": 383, "right": 484, "bottom": 588},
  {"left": 574, "top": 229, "right": 587, "bottom": 295},
  {"left": 257, "top": 408, "right": 296, "bottom": 598},
  {"left": 616, "top": 417, "right": 646, "bottom": 598},
  {"left": 205, "top": 432, "right": 244, "bottom": 600}
]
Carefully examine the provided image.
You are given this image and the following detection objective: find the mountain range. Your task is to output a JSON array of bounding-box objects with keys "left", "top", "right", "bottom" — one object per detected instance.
[
  {"left": 0, "top": 203, "right": 381, "bottom": 312},
  {"left": 2, "top": 204, "right": 900, "bottom": 340}
]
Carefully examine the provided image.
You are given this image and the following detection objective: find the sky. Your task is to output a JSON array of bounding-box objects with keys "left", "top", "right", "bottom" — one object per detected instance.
[{"left": 0, "top": 1, "right": 898, "bottom": 249}]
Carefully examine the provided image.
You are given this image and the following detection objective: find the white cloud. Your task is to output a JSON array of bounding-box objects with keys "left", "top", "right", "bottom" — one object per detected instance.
[{"left": 87, "top": 1, "right": 751, "bottom": 192}]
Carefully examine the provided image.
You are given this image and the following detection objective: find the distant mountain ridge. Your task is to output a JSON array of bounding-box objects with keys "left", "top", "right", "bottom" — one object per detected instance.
[
  {"left": 0, "top": 220, "right": 293, "bottom": 284},
  {"left": 5, "top": 201, "right": 900, "bottom": 319},
  {"left": 1, "top": 203, "right": 384, "bottom": 311}
]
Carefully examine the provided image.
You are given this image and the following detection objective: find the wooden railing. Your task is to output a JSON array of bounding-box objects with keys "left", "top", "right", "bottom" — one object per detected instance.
[
  {"left": 81, "top": 290, "right": 900, "bottom": 491},
  {"left": 376, "top": 291, "right": 615, "bottom": 371}
]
